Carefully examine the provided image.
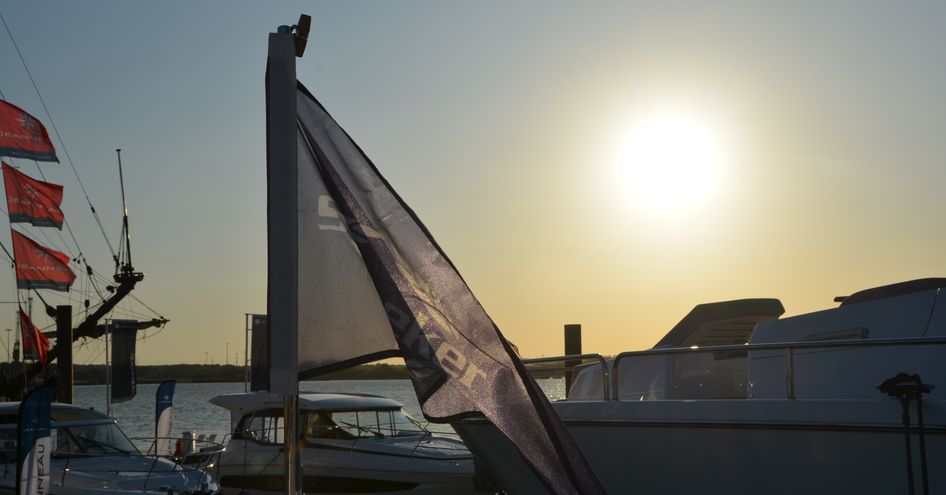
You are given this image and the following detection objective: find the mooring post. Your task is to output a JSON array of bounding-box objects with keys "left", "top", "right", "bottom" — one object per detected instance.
[
  {"left": 56, "top": 305, "right": 73, "bottom": 403},
  {"left": 564, "top": 324, "right": 582, "bottom": 396}
]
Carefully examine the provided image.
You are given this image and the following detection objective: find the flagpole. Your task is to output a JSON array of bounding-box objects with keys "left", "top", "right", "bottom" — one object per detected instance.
[
  {"left": 18, "top": 309, "right": 27, "bottom": 393},
  {"left": 267, "top": 16, "right": 309, "bottom": 495},
  {"left": 116, "top": 149, "right": 133, "bottom": 270},
  {"left": 105, "top": 319, "right": 111, "bottom": 417}
]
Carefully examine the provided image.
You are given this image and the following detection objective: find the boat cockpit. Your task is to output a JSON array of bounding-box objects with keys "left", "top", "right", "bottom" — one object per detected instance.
[
  {"left": 0, "top": 403, "right": 219, "bottom": 494},
  {"left": 231, "top": 405, "right": 430, "bottom": 445}
]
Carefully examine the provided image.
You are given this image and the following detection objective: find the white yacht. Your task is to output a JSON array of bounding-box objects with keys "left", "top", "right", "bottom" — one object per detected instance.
[
  {"left": 206, "top": 391, "right": 479, "bottom": 494},
  {"left": 455, "top": 278, "right": 946, "bottom": 494},
  {"left": 0, "top": 402, "right": 219, "bottom": 495}
]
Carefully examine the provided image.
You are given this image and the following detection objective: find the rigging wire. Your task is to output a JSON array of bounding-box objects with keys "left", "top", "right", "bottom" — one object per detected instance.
[
  {"left": 126, "top": 292, "right": 165, "bottom": 319},
  {"left": 0, "top": 205, "right": 89, "bottom": 316},
  {"left": 0, "top": 27, "right": 106, "bottom": 327},
  {"left": 0, "top": 238, "right": 163, "bottom": 324},
  {"left": 0, "top": 154, "right": 88, "bottom": 271},
  {"left": 24, "top": 157, "right": 94, "bottom": 276},
  {"left": 77, "top": 338, "right": 104, "bottom": 365},
  {"left": 3, "top": 218, "right": 70, "bottom": 258},
  {"left": 0, "top": 13, "right": 167, "bottom": 355},
  {"left": 0, "top": 155, "right": 90, "bottom": 271},
  {"left": 86, "top": 266, "right": 165, "bottom": 320},
  {"left": 0, "top": 237, "right": 111, "bottom": 324},
  {"left": 0, "top": 10, "right": 119, "bottom": 264}
]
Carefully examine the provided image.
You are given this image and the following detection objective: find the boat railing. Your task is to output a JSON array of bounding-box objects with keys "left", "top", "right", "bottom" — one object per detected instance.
[
  {"left": 418, "top": 421, "right": 463, "bottom": 438},
  {"left": 615, "top": 336, "right": 946, "bottom": 401},
  {"left": 53, "top": 449, "right": 216, "bottom": 492},
  {"left": 522, "top": 353, "right": 610, "bottom": 400},
  {"left": 524, "top": 336, "right": 946, "bottom": 401},
  {"left": 130, "top": 436, "right": 226, "bottom": 469}
]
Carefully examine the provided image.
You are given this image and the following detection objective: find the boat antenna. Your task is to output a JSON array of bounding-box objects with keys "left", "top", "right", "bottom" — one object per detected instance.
[{"left": 116, "top": 149, "right": 133, "bottom": 273}]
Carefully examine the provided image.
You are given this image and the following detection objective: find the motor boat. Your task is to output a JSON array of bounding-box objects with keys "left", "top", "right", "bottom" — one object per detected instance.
[
  {"left": 205, "top": 391, "right": 479, "bottom": 494},
  {"left": 455, "top": 278, "right": 946, "bottom": 494},
  {"left": 0, "top": 402, "right": 219, "bottom": 494}
]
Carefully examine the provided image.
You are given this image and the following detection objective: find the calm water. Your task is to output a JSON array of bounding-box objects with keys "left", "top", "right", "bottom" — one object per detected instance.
[{"left": 73, "top": 378, "right": 565, "bottom": 445}]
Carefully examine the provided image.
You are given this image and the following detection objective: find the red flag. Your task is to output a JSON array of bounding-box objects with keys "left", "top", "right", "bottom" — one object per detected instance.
[
  {"left": 19, "top": 306, "right": 50, "bottom": 367},
  {"left": 11, "top": 230, "right": 75, "bottom": 291},
  {"left": 0, "top": 100, "right": 58, "bottom": 162},
  {"left": 2, "top": 162, "right": 64, "bottom": 229}
]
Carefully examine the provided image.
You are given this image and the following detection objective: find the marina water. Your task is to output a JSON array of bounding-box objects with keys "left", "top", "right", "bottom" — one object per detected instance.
[{"left": 73, "top": 379, "right": 565, "bottom": 447}]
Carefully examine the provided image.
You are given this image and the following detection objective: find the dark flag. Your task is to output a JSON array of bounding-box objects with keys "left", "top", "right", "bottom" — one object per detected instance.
[
  {"left": 0, "top": 100, "right": 58, "bottom": 162},
  {"left": 110, "top": 320, "right": 138, "bottom": 403},
  {"left": 249, "top": 314, "right": 269, "bottom": 392},
  {"left": 16, "top": 386, "right": 55, "bottom": 495},
  {"left": 11, "top": 230, "right": 75, "bottom": 291},
  {"left": 19, "top": 307, "right": 49, "bottom": 367},
  {"left": 2, "top": 163, "right": 65, "bottom": 229},
  {"left": 155, "top": 380, "right": 176, "bottom": 456},
  {"left": 290, "top": 82, "right": 605, "bottom": 495}
]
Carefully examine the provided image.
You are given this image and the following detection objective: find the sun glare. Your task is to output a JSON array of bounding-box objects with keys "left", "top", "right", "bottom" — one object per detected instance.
[{"left": 616, "top": 110, "right": 727, "bottom": 213}]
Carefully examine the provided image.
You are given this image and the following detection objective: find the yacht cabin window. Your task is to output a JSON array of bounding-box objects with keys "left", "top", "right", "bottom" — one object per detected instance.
[
  {"left": 236, "top": 408, "right": 285, "bottom": 444},
  {"left": 615, "top": 350, "right": 747, "bottom": 400},
  {"left": 301, "top": 409, "right": 427, "bottom": 440}
]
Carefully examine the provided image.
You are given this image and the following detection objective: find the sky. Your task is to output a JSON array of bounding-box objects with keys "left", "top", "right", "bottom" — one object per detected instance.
[{"left": 0, "top": 1, "right": 944, "bottom": 366}]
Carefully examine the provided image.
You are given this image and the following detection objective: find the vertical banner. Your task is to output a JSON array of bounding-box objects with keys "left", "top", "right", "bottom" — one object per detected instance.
[
  {"left": 17, "top": 386, "right": 55, "bottom": 495},
  {"left": 110, "top": 320, "right": 138, "bottom": 403},
  {"left": 249, "top": 314, "right": 269, "bottom": 391},
  {"left": 154, "top": 380, "right": 176, "bottom": 456}
]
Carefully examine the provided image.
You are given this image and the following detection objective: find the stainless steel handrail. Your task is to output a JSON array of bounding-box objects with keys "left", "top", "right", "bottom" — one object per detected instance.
[
  {"left": 523, "top": 353, "right": 611, "bottom": 400},
  {"left": 611, "top": 336, "right": 946, "bottom": 401}
]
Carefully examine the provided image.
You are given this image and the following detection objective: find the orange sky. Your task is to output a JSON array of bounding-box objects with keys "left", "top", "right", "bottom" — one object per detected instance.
[{"left": 1, "top": 2, "right": 944, "bottom": 365}]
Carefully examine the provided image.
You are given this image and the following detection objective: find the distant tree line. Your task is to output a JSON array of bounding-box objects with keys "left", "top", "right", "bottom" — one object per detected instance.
[{"left": 70, "top": 363, "right": 410, "bottom": 385}]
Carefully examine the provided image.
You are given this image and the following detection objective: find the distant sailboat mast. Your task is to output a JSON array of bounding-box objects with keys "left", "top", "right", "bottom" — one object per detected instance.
[{"left": 116, "top": 148, "right": 134, "bottom": 275}]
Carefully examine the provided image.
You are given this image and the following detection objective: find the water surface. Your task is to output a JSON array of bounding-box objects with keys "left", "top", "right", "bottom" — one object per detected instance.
[{"left": 73, "top": 378, "right": 564, "bottom": 445}]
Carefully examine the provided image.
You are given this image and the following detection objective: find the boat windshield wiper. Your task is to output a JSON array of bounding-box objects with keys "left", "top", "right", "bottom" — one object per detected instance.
[{"left": 338, "top": 421, "right": 384, "bottom": 439}]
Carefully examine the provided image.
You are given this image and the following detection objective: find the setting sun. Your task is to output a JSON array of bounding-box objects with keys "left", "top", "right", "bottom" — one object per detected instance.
[{"left": 616, "top": 109, "right": 727, "bottom": 213}]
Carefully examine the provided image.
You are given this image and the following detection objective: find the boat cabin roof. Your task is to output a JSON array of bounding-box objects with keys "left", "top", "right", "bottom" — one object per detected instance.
[
  {"left": 0, "top": 402, "right": 112, "bottom": 427},
  {"left": 210, "top": 391, "right": 405, "bottom": 416},
  {"left": 653, "top": 298, "right": 785, "bottom": 348}
]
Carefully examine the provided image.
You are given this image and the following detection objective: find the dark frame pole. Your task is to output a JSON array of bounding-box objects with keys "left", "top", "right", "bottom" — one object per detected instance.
[
  {"left": 267, "top": 19, "right": 306, "bottom": 495},
  {"left": 55, "top": 305, "right": 73, "bottom": 403},
  {"left": 564, "top": 324, "right": 582, "bottom": 395},
  {"left": 244, "top": 314, "right": 250, "bottom": 392},
  {"left": 266, "top": 26, "right": 299, "bottom": 405}
]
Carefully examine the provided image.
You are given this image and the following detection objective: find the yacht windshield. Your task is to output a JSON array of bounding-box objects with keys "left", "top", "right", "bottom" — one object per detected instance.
[
  {"left": 52, "top": 422, "right": 140, "bottom": 457},
  {"left": 302, "top": 408, "right": 427, "bottom": 440}
]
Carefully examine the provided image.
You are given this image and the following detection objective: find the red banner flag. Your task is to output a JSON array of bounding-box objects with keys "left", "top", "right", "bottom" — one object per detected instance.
[
  {"left": 2, "top": 162, "right": 64, "bottom": 229},
  {"left": 0, "top": 100, "right": 58, "bottom": 162},
  {"left": 19, "top": 306, "right": 50, "bottom": 367},
  {"left": 11, "top": 230, "right": 75, "bottom": 291}
]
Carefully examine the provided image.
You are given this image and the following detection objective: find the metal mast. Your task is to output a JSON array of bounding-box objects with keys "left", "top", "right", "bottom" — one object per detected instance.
[
  {"left": 267, "top": 14, "right": 310, "bottom": 495},
  {"left": 116, "top": 149, "right": 133, "bottom": 272}
]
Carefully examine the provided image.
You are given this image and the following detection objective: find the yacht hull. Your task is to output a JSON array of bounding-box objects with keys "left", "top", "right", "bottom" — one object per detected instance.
[
  {"left": 456, "top": 399, "right": 946, "bottom": 494},
  {"left": 213, "top": 438, "right": 477, "bottom": 494},
  {"left": 215, "top": 462, "right": 477, "bottom": 495}
]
